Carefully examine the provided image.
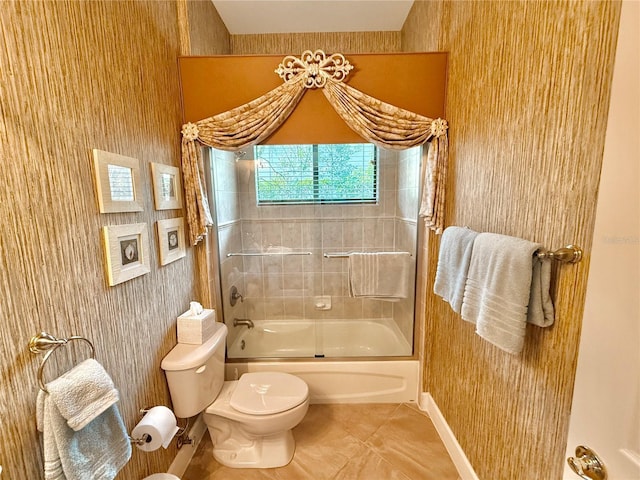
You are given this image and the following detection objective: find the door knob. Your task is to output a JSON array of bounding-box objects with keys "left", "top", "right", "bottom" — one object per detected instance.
[{"left": 567, "top": 445, "right": 607, "bottom": 480}]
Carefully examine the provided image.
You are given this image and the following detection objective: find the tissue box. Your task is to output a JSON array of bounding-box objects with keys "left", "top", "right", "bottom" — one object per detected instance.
[{"left": 177, "top": 308, "right": 216, "bottom": 344}]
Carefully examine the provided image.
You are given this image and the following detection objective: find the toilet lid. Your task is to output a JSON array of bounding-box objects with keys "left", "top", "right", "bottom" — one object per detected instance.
[{"left": 230, "top": 372, "right": 308, "bottom": 415}]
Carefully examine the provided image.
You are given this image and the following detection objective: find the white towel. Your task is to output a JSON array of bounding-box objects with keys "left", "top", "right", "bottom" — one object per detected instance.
[
  {"left": 348, "top": 252, "right": 412, "bottom": 301},
  {"left": 527, "top": 258, "right": 555, "bottom": 327},
  {"left": 461, "top": 233, "right": 543, "bottom": 354},
  {"left": 46, "top": 358, "right": 121, "bottom": 431},
  {"left": 433, "top": 226, "right": 479, "bottom": 314},
  {"left": 36, "top": 359, "right": 131, "bottom": 480}
]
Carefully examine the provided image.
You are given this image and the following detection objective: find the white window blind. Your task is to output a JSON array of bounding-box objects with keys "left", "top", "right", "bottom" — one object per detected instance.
[{"left": 254, "top": 144, "right": 377, "bottom": 204}]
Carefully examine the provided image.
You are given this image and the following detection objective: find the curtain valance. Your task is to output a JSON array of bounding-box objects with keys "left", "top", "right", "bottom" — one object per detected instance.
[{"left": 180, "top": 50, "right": 448, "bottom": 245}]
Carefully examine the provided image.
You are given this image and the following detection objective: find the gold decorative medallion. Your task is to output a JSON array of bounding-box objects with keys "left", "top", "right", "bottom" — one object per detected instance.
[{"left": 275, "top": 50, "right": 354, "bottom": 88}]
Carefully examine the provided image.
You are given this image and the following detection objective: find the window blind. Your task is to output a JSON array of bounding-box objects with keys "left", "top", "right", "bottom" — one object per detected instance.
[{"left": 255, "top": 144, "right": 377, "bottom": 205}]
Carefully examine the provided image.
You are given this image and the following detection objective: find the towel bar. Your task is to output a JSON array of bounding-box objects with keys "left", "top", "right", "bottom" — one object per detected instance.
[
  {"left": 29, "top": 332, "right": 96, "bottom": 393},
  {"left": 324, "top": 251, "right": 412, "bottom": 258},
  {"left": 227, "top": 251, "right": 312, "bottom": 257},
  {"left": 535, "top": 245, "right": 582, "bottom": 263}
]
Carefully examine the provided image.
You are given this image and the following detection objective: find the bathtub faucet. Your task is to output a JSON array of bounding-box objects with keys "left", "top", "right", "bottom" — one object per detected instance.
[{"left": 233, "top": 318, "right": 254, "bottom": 329}]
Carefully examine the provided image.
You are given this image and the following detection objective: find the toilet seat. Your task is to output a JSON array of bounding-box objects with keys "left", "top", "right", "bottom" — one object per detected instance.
[{"left": 230, "top": 372, "right": 308, "bottom": 415}]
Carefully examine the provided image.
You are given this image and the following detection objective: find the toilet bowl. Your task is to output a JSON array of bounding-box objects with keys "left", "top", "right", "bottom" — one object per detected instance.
[
  {"left": 204, "top": 372, "right": 309, "bottom": 468},
  {"left": 161, "top": 323, "right": 310, "bottom": 469},
  {"left": 143, "top": 474, "right": 179, "bottom": 480}
]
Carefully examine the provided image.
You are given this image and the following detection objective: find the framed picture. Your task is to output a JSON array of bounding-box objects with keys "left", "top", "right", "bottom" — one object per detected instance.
[
  {"left": 102, "top": 223, "right": 150, "bottom": 286},
  {"left": 151, "top": 163, "right": 183, "bottom": 210},
  {"left": 156, "top": 218, "right": 186, "bottom": 266},
  {"left": 92, "top": 149, "right": 144, "bottom": 213}
]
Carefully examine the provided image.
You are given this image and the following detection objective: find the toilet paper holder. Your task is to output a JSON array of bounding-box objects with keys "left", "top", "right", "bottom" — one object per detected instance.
[
  {"left": 129, "top": 407, "right": 190, "bottom": 448},
  {"left": 130, "top": 432, "right": 151, "bottom": 446}
]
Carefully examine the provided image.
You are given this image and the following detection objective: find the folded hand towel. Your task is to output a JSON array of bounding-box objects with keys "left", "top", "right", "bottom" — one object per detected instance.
[
  {"left": 36, "top": 360, "right": 131, "bottom": 480},
  {"left": 433, "top": 226, "right": 479, "bottom": 314},
  {"left": 46, "top": 358, "right": 120, "bottom": 431},
  {"left": 348, "top": 252, "right": 412, "bottom": 301},
  {"left": 461, "top": 233, "right": 542, "bottom": 354}
]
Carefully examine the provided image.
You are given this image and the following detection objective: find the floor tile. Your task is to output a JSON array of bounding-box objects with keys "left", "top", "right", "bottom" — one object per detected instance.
[
  {"left": 366, "top": 404, "right": 459, "bottom": 480},
  {"left": 333, "top": 448, "right": 413, "bottom": 480},
  {"left": 181, "top": 403, "right": 459, "bottom": 480},
  {"left": 311, "top": 403, "right": 400, "bottom": 442}
]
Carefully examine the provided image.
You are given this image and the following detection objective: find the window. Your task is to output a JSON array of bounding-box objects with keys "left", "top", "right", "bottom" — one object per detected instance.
[{"left": 254, "top": 144, "right": 377, "bottom": 204}]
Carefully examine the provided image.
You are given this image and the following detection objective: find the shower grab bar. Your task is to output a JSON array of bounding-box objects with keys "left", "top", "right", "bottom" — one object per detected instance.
[
  {"left": 323, "top": 251, "right": 412, "bottom": 259},
  {"left": 227, "top": 251, "right": 312, "bottom": 257}
]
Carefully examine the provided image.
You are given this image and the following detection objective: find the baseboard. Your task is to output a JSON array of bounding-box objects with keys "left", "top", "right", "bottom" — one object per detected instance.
[
  {"left": 167, "top": 414, "right": 207, "bottom": 477},
  {"left": 419, "top": 392, "right": 480, "bottom": 480}
]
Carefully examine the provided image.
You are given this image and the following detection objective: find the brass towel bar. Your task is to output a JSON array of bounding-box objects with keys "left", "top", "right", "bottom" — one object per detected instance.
[{"left": 535, "top": 245, "right": 583, "bottom": 263}]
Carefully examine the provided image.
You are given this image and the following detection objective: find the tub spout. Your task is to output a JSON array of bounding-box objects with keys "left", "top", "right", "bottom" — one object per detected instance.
[{"left": 233, "top": 318, "right": 254, "bottom": 329}]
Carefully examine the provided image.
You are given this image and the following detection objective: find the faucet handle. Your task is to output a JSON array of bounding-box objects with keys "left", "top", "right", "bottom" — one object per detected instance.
[{"left": 230, "top": 286, "right": 244, "bottom": 306}]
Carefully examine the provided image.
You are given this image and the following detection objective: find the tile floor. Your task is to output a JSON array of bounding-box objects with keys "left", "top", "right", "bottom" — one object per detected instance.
[{"left": 182, "top": 403, "right": 461, "bottom": 480}]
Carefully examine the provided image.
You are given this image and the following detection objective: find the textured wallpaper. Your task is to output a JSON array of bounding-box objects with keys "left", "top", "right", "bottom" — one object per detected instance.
[
  {"left": 402, "top": 1, "right": 621, "bottom": 479},
  {"left": 230, "top": 31, "right": 401, "bottom": 55},
  {"left": 0, "top": 1, "right": 221, "bottom": 478}
]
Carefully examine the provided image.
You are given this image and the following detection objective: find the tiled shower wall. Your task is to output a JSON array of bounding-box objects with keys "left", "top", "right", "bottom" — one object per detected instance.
[{"left": 212, "top": 146, "right": 421, "bottom": 350}]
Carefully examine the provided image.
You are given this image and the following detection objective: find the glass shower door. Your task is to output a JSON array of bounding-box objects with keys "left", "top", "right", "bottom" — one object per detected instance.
[{"left": 209, "top": 144, "right": 420, "bottom": 359}]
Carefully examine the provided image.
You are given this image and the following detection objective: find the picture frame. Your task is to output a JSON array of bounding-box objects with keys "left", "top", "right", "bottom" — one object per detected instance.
[
  {"left": 102, "top": 223, "right": 150, "bottom": 286},
  {"left": 150, "top": 162, "right": 183, "bottom": 210},
  {"left": 156, "top": 217, "right": 186, "bottom": 266},
  {"left": 92, "top": 149, "right": 144, "bottom": 213}
]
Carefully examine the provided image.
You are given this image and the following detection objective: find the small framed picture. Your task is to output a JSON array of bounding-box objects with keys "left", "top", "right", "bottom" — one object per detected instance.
[
  {"left": 102, "top": 223, "right": 150, "bottom": 286},
  {"left": 92, "top": 149, "right": 144, "bottom": 213},
  {"left": 151, "top": 163, "right": 183, "bottom": 210},
  {"left": 156, "top": 218, "right": 186, "bottom": 266}
]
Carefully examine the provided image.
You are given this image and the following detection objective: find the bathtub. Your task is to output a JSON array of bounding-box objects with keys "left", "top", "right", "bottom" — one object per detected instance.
[{"left": 225, "top": 318, "right": 419, "bottom": 404}]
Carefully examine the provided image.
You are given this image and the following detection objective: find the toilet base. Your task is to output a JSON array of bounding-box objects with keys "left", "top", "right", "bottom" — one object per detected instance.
[{"left": 210, "top": 429, "right": 295, "bottom": 468}]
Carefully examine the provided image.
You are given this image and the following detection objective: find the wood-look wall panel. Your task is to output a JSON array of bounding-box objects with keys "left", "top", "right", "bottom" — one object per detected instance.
[
  {"left": 402, "top": 1, "right": 621, "bottom": 479},
  {"left": 230, "top": 31, "right": 401, "bottom": 55},
  {"left": 0, "top": 1, "right": 225, "bottom": 478}
]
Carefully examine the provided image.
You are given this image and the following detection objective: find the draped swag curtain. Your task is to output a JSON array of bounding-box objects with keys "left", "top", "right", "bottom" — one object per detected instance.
[{"left": 180, "top": 50, "right": 449, "bottom": 245}]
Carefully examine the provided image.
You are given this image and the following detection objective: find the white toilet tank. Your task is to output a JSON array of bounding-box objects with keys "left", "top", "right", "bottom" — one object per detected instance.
[{"left": 161, "top": 322, "right": 227, "bottom": 418}]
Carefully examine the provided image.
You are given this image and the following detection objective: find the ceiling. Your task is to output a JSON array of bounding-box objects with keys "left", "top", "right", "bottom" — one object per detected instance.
[{"left": 211, "top": 1, "right": 415, "bottom": 35}]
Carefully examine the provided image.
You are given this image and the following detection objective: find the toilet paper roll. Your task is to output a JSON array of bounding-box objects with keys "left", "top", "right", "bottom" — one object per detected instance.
[{"left": 131, "top": 406, "right": 180, "bottom": 452}]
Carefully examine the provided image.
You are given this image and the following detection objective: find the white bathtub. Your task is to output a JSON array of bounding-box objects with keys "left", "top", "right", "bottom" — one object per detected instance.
[
  {"left": 225, "top": 318, "right": 418, "bottom": 404},
  {"left": 227, "top": 318, "right": 412, "bottom": 358}
]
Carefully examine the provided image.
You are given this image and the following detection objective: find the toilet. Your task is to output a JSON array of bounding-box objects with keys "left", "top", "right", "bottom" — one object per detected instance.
[
  {"left": 143, "top": 475, "right": 179, "bottom": 480},
  {"left": 161, "top": 322, "right": 309, "bottom": 469}
]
